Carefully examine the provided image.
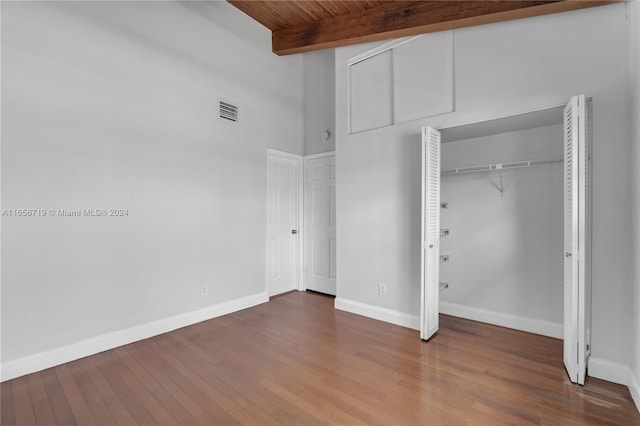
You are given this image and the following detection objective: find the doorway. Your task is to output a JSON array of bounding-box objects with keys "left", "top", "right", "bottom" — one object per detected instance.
[{"left": 420, "top": 95, "right": 592, "bottom": 385}]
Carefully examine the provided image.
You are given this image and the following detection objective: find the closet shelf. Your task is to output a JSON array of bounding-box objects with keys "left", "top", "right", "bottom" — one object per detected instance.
[{"left": 442, "top": 158, "right": 562, "bottom": 176}]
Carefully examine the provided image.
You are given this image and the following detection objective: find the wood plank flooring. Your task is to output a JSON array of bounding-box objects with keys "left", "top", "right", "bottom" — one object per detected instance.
[{"left": 2, "top": 291, "right": 639, "bottom": 425}]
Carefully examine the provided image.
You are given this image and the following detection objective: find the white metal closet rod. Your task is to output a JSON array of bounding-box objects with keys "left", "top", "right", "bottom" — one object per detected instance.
[{"left": 441, "top": 158, "right": 563, "bottom": 176}]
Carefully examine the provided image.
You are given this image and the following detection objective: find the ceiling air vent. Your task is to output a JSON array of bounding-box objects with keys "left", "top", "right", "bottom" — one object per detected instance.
[{"left": 219, "top": 100, "right": 238, "bottom": 123}]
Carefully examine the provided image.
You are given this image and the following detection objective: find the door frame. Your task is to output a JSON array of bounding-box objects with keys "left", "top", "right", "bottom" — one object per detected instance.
[
  {"left": 266, "top": 149, "right": 304, "bottom": 296},
  {"left": 302, "top": 150, "right": 337, "bottom": 292},
  {"left": 421, "top": 98, "right": 593, "bottom": 381}
]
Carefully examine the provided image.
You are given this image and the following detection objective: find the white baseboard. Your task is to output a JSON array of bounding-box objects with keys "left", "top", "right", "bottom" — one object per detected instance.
[
  {"left": 588, "top": 358, "right": 640, "bottom": 413},
  {"left": 588, "top": 357, "right": 630, "bottom": 385},
  {"left": 439, "top": 301, "right": 563, "bottom": 339},
  {"left": 333, "top": 299, "right": 562, "bottom": 338},
  {"left": 334, "top": 298, "right": 420, "bottom": 330},
  {"left": 1, "top": 291, "right": 268, "bottom": 382},
  {"left": 628, "top": 369, "right": 640, "bottom": 413}
]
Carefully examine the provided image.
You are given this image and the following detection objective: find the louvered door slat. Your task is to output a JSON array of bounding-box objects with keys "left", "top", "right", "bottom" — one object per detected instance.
[
  {"left": 563, "top": 94, "right": 588, "bottom": 385},
  {"left": 421, "top": 126, "right": 441, "bottom": 340}
]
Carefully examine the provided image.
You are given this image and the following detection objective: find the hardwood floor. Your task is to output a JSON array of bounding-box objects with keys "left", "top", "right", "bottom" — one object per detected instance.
[{"left": 2, "top": 291, "right": 639, "bottom": 425}]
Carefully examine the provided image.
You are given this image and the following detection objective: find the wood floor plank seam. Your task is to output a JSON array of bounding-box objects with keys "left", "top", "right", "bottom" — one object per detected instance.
[
  {"left": 53, "top": 364, "right": 97, "bottom": 426},
  {"left": 119, "top": 345, "right": 203, "bottom": 425},
  {"left": 78, "top": 356, "right": 137, "bottom": 425},
  {"left": 65, "top": 359, "right": 115, "bottom": 425},
  {"left": 1, "top": 381, "right": 17, "bottom": 426},
  {"left": 11, "top": 377, "right": 37, "bottom": 425},
  {"left": 40, "top": 368, "right": 77, "bottom": 426},
  {"left": 145, "top": 336, "right": 264, "bottom": 425}
]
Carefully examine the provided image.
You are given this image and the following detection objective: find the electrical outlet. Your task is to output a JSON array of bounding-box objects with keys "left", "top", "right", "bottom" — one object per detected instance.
[
  {"left": 201, "top": 284, "right": 208, "bottom": 296},
  {"left": 378, "top": 283, "right": 387, "bottom": 296}
]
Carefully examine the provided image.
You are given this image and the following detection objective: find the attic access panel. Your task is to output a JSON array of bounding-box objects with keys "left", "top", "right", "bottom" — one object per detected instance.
[{"left": 349, "top": 33, "right": 454, "bottom": 134}]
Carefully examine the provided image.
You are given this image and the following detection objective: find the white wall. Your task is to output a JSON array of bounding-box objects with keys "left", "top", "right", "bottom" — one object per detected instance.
[
  {"left": 303, "top": 49, "right": 335, "bottom": 155},
  {"left": 630, "top": 0, "right": 640, "bottom": 410},
  {"left": 335, "top": 3, "right": 634, "bottom": 371},
  {"left": 1, "top": 1, "right": 303, "bottom": 370},
  {"left": 440, "top": 125, "right": 563, "bottom": 329}
]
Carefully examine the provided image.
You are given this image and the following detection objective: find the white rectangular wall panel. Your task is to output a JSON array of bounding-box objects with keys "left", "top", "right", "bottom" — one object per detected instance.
[
  {"left": 349, "top": 51, "right": 393, "bottom": 133},
  {"left": 394, "top": 32, "right": 454, "bottom": 124}
]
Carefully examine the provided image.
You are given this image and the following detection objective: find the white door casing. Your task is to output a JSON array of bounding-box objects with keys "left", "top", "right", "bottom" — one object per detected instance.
[
  {"left": 418, "top": 101, "right": 591, "bottom": 379},
  {"left": 421, "top": 126, "right": 441, "bottom": 341},
  {"left": 563, "top": 94, "right": 591, "bottom": 385},
  {"left": 267, "top": 150, "right": 301, "bottom": 297},
  {"left": 304, "top": 153, "right": 337, "bottom": 295}
]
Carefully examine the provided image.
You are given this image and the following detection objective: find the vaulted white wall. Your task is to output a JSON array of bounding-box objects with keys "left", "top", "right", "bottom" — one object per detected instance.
[
  {"left": 335, "top": 3, "right": 634, "bottom": 374},
  {"left": 303, "top": 49, "right": 335, "bottom": 155},
  {"left": 1, "top": 1, "right": 303, "bottom": 372}
]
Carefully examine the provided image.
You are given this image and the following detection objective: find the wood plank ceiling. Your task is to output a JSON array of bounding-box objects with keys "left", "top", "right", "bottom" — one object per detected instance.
[{"left": 227, "top": 0, "right": 616, "bottom": 55}]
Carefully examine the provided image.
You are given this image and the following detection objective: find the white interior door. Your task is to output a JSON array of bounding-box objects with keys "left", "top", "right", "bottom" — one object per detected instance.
[
  {"left": 563, "top": 94, "right": 590, "bottom": 385},
  {"left": 421, "top": 126, "right": 441, "bottom": 340},
  {"left": 267, "top": 151, "right": 300, "bottom": 297},
  {"left": 304, "top": 154, "right": 337, "bottom": 295}
]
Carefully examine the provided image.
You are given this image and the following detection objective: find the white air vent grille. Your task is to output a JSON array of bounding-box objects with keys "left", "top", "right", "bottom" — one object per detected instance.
[{"left": 219, "top": 101, "right": 238, "bottom": 123}]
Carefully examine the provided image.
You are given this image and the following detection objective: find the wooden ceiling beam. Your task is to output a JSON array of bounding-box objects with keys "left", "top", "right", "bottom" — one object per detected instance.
[{"left": 271, "top": 0, "right": 617, "bottom": 55}]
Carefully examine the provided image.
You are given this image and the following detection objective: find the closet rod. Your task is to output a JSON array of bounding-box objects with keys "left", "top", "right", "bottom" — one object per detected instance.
[{"left": 442, "top": 158, "right": 563, "bottom": 176}]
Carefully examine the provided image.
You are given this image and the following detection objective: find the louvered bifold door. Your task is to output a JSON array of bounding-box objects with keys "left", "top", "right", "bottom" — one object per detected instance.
[
  {"left": 421, "top": 126, "right": 441, "bottom": 341},
  {"left": 563, "top": 94, "right": 588, "bottom": 385}
]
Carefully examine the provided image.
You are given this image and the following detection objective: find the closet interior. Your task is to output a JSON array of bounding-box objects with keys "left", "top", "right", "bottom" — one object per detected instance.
[{"left": 437, "top": 106, "right": 566, "bottom": 337}]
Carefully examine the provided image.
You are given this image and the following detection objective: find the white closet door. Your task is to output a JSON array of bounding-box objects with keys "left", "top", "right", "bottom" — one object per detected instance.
[
  {"left": 421, "top": 126, "right": 441, "bottom": 341},
  {"left": 563, "top": 94, "right": 589, "bottom": 385}
]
